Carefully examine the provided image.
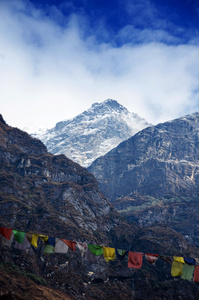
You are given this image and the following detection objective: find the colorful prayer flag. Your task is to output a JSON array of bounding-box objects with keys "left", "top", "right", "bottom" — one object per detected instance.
[
  {"left": 1, "top": 231, "right": 14, "bottom": 247},
  {"left": 46, "top": 236, "right": 55, "bottom": 247},
  {"left": 39, "top": 235, "right": 49, "bottom": 243},
  {"left": 171, "top": 261, "right": 184, "bottom": 277},
  {"left": 13, "top": 230, "right": 25, "bottom": 245},
  {"left": 181, "top": 263, "right": 195, "bottom": 281},
  {"left": 44, "top": 244, "right": 55, "bottom": 253},
  {"left": 116, "top": 249, "right": 128, "bottom": 261},
  {"left": 145, "top": 254, "right": 159, "bottom": 264},
  {"left": 61, "top": 240, "right": 76, "bottom": 252},
  {"left": 55, "top": 238, "right": 69, "bottom": 254},
  {"left": 184, "top": 257, "right": 196, "bottom": 265},
  {"left": 103, "top": 247, "right": 116, "bottom": 262},
  {"left": 128, "top": 252, "right": 143, "bottom": 269},
  {"left": 0, "top": 227, "right": 12, "bottom": 240},
  {"left": 88, "top": 244, "right": 103, "bottom": 256},
  {"left": 31, "top": 234, "right": 39, "bottom": 248},
  {"left": 194, "top": 265, "right": 199, "bottom": 282},
  {"left": 173, "top": 256, "right": 185, "bottom": 264}
]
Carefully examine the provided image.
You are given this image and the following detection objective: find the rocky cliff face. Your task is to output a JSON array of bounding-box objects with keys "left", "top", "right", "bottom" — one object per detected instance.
[
  {"left": 0, "top": 114, "right": 121, "bottom": 244},
  {"left": 88, "top": 113, "right": 199, "bottom": 246},
  {"left": 32, "top": 99, "right": 150, "bottom": 167},
  {"left": 0, "top": 114, "right": 134, "bottom": 299},
  {"left": 89, "top": 113, "right": 199, "bottom": 200},
  {"left": 1, "top": 114, "right": 199, "bottom": 299}
]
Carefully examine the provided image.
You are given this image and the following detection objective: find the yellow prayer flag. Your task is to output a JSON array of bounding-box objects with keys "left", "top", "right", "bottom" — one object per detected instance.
[
  {"left": 171, "top": 260, "right": 184, "bottom": 277},
  {"left": 39, "top": 235, "right": 49, "bottom": 243},
  {"left": 31, "top": 234, "right": 39, "bottom": 248},
  {"left": 103, "top": 247, "right": 116, "bottom": 262},
  {"left": 173, "top": 256, "right": 185, "bottom": 264}
]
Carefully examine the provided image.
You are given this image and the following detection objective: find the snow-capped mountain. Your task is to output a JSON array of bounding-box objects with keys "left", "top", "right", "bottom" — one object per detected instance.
[{"left": 32, "top": 99, "right": 151, "bottom": 167}]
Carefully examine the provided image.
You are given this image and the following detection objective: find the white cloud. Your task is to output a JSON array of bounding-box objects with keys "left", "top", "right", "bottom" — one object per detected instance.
[
  {"left": 117, "top": 25, "right": 181, "bottom": 44},
  {"left": 0, "top": 0, "right": 199, "bottom": 131}
]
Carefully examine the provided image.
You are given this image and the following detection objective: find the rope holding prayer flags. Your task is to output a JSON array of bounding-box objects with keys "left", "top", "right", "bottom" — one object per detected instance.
[{"left": 1, "top": 226, "right": 199, "bottom": 284}]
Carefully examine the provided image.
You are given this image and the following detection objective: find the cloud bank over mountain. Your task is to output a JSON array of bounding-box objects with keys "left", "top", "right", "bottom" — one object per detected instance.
[{"left": 1, "top": 0, "right": 199, "bottom": 129}]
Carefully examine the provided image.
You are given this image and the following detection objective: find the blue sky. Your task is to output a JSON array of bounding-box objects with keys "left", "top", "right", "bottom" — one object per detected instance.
[
  {"left": 1, "top": 0, "right": 199, "bottom": 130},
  {"left": 31, "top": 0, "right": 199, "bottom": 43}
]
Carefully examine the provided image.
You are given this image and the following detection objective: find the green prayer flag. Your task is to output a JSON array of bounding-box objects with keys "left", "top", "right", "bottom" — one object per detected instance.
[
  {"left": 88, "top": 244, "right": 103, "bottom": 256},
  {"left": 117, "top": 249, "right": 126, "bottom": 256},
  {"left": 44, "top": 244, "right": 55, "bottom": 254},
  {"left": 181, "top": 263, "right": 195, "bottom": 281},
  {"left": 13, "top": 230, "right": 25, "bottom": 244}
]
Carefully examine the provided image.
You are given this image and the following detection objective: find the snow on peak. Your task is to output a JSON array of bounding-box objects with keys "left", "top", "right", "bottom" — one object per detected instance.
[{"left": 31, "top": 100, "right": 152, "bottom": 167}]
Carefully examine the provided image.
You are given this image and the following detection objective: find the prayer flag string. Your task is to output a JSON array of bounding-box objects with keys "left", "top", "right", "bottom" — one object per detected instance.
[{"left": 1, "top": 226, "right": 199, "bottom": 283}]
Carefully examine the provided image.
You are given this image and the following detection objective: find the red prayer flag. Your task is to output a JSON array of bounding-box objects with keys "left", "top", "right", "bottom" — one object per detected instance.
[
  {"left": 61, "top": 239, "right": 76, "bottom": 251},
  {"left": 128, "top": 251, "right": 143, "bottom": 269},
  {"left": 0, "top": 227, "right": 12, "bottom": 240},
  {"left": 194, "top": 265, "right": 199, "bottom": 282}
]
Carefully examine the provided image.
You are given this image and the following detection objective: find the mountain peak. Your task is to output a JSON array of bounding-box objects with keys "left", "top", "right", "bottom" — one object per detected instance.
[
  {"left": 32, "top": 100, "right": 151, "bottom": 167},
  {"left": 91, "top": 99, "right": 126, "bottom": 113},
  {"left": 92, "top": 99, "right": 119, "bottom": 106}
]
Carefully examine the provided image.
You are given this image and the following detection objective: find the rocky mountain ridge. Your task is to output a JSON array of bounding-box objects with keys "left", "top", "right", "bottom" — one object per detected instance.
[
  {"left": 32, "top": 99, "right": 151, "bottom": 167},
  {"left": 88, "top": 112, "right": 199, "bottom": 247},
  {"left": 89, "top": 112, "right": 199, "bottom": 201}
]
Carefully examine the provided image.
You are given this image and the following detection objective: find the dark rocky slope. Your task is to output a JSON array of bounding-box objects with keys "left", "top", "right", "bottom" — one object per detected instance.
[
  {"left": 0, "top": 114, "right": 133, "bottom": 299},
  {"left": 0, "top": 113, "right": 116, "bottom": 242},
  {"left": 1, "top": 114, "right": 199, "bottom": 299}
]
